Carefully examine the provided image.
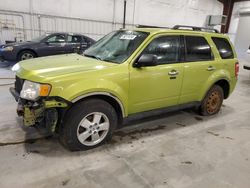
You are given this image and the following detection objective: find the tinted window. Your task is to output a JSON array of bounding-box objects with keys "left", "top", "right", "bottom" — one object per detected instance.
[
  {"left": 84, "top": 36, "right": 94, "bottom": 43},
  {"left": 142, "top": 36, "right": 180, "bottom": 64},
  {"left": 185, "top": 36, "right": 213, "bottom": 61},
  {"left": 212, "top": 37, "right": 234, "bottom": 59},
  {"left": 47, "top": 34, "right": 66, "bottom": 43},
  {"left": 67, "top": 35, "right": 82, "bottom": 43}
]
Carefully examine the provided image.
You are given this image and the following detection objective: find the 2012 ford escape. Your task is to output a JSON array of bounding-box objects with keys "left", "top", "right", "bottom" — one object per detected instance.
[{"left": 10, "top": 25, "right": 239, "bottom": 151}]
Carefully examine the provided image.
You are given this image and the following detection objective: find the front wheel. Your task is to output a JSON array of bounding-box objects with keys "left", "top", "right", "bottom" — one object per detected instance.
[
  {"left": 199, "top": 85, "right": 224, "bottom": 116},
  {"left": 59, "top": 99, "right": 118, "bottom": 151},
  {"left": 17, "top": 50, "right": 36, "bottom": 61}
]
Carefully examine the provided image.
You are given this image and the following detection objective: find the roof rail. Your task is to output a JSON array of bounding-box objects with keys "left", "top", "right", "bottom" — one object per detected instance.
[
  {"left": 136, "top": 24, "right": 169, "bottom": 29},
  {"left": 172, "top": 25, "right": 219, "bottom": 33}
]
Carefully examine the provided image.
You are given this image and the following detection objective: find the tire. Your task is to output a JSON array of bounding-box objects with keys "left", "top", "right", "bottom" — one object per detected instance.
[
  {"left": 17, "top": 50, "right": 36, "bottom": 61},
  {"left": 199, "top": 85, "right": 224, "bottom": 116},
  {"left": 59, "top": 99, "right": 118, "bottom": 151}
]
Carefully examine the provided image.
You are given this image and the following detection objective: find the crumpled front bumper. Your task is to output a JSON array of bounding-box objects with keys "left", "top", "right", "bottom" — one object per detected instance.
[
  {"left": 9, "top": 87, "right": 25, "bottom": 116},
  {"left": 9, "top": 86, "right": 69, "bottom": 131}
]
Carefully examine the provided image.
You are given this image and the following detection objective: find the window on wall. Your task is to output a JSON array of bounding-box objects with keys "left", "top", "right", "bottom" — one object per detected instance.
[
  {"left": 185, "top": 36, "right": 213, "bottom": 62},
  {"left": 142, "top": 35, "right": 180, "bottom": 64},
  {"left": 212, "top": 37, "right": 234, "bottom": 59}
]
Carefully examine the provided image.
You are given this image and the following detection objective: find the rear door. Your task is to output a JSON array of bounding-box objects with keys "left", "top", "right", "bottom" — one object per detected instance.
[
  {"left": 179, "top": 35, "right": 217, "bottom": 104},
  {"left": 65, "top": 34, "right": 82, "bottom": 53},
  {"left": 129, "top": 34, "right": 184, "bottom": 114},
  {"left": 82, "top": 36, "right": 95, "bottom": 51}
]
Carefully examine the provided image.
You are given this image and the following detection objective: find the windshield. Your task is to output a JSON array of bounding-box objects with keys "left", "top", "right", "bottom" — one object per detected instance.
[
  {"left": 31, "top": 34, "right": 49, "bottom": 42},
  {"left": 84, "top": 30, "right": 149, "bottom": 64}
]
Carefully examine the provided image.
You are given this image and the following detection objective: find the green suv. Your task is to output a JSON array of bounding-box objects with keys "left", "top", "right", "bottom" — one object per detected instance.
[{"left": 10, "top": 25, "right": 239, "bottom": 151}]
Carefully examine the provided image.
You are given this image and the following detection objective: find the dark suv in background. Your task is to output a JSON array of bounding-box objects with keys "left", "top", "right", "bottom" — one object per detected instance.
[{"left": 0, "top": 32, "right": 95, "bottom": 62}]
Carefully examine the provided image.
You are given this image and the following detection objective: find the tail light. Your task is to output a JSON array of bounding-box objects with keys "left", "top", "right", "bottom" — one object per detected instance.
[{"left": 235, "top": 62, "right": 239, "bottom": 78}]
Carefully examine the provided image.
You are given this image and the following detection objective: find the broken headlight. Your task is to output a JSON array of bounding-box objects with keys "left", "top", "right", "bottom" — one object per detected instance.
[{"left": 20, "top": 80, "right": 51, "bottom": 100}]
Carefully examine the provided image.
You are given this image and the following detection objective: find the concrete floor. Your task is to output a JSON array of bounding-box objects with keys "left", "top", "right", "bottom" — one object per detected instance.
[{"left": 0, "top": 59, "right": 250, "bottom": 188}]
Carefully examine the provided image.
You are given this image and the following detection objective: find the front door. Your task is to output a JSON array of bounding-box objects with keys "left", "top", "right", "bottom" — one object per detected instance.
[
  {"left": 129, "top": 35, "right": 184, "bottom": 114},
  {"left": 39, "top": 34, "right": 67, "bottom": 56}
]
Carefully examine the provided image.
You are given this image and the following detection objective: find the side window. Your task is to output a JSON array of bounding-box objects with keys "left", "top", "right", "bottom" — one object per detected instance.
[
  {"left": 185, "top": 36, "right": 213, "bottom": 62},
  {"left": 212, "top": 37, "right": 234, "bottom": 59},
  {"left": 83, "top": 37, "right": 90, "bottom": 43},
  {"left": 47, "top": 34, "right": 66, "bottom": 43},
  {"left": 67, "top": 35, "right": 82, "bottom": 43},
  {"left": 142, "top": 36, "right": 180, "bottom": 64},
  {"left": 84, "top": 37, "right": 94, "bottom": 44}
]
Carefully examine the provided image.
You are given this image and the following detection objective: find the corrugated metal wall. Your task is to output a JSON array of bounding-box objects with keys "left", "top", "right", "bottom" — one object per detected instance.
[
  {"left": 0, "top": 13, "right": 25, "bottom": 43},
  {"left": 0, "top": 10, "right": 132, "bottom": 43},
  {"left": 0, "top": 0, "right": 223, "bottom": 44}
]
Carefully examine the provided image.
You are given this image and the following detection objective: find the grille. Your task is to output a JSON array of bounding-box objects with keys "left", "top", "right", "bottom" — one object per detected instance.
[{"left": 15, "top": 76, "right": 24, "bottom": 94}]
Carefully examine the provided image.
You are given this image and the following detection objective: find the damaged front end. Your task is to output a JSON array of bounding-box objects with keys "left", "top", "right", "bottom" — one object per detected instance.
[
  {"left": 9, "top": 76, "right": 69, "bottom": 132},
  {"left": 18, "top": 99, "right": 68, "bottom": 131}
]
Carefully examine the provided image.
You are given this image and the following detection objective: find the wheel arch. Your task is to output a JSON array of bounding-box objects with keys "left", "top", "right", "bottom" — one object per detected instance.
[
  {"left": 17, "top": 49, "right": 38, "bottom": 60},
  {"left": 71, "top": 92, "right": 126, "bottom": 125},
  {"left": 214, "top": 79, "right": 230, "bottom": 99},
  {"left": 201, "top": 78, "right": 230, "bottom": 101}
]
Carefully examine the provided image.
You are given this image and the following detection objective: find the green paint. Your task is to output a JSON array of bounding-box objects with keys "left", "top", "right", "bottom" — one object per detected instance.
[{"left": 16, "top": 28, "right": 238, "bottom": 122}]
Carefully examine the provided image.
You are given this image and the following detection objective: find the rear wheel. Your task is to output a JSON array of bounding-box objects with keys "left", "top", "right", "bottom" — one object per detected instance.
[
  {"left": 17, "top": 50, "right": 36, "bottom": 61},
  {"left": 199, "top": 85, "right": 224, "bottom": 116},
  {"left": 59, "top": 99, "right": 118, "bottom": 151}
]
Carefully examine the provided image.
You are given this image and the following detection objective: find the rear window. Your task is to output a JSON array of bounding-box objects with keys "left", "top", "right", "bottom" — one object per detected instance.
[
  {"left": 185, "top": 36, "right": 213, "bottom": 62},
  {"left": 212, "top": 37, "right": 234, "bottom": 59}
]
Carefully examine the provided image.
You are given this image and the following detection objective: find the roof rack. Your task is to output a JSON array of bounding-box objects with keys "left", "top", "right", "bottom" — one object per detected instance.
[
  {"left": 136, "top": 24, "right": 169, "bottom": 29},
  {"left": 172, "top": 25, "right": 219, "bottom": 33}
]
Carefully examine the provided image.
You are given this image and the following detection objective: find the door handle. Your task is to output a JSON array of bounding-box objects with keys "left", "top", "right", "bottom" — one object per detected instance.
[
  {"left": 168, "top": 70, "right": 179, "bottom": 76},
  {"left": 207, "top": 66, "right": 216, "bottom": 71}
]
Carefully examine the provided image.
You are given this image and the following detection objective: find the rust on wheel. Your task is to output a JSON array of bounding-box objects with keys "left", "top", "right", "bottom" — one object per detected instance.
[{"left": 206, "top": 91, "right": 222, "bottom": 114}]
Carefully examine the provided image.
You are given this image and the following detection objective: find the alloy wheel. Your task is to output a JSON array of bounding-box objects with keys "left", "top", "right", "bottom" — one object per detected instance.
[
  {"left": 77, "top": 112, "right": 110, "bottom": 146},
  {"left": 21, "top": 53, "right": 34, "bottom": 60}
]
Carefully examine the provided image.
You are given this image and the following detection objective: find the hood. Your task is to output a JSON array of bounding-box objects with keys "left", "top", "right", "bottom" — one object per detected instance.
[
  {"left": 1, "top": 41, "right": 38, "bottom": 48},
  {"left": 16, "top": 54, "right": 116, "bottom": 81}
]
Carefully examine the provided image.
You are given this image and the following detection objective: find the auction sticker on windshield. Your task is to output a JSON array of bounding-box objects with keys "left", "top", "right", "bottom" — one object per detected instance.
[{"left": 120, "top": 34, "right": 137, "bottom": 40}]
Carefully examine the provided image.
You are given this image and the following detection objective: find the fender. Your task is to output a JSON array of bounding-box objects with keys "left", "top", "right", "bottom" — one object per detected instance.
[
  {"left": 71, "top": 91, "right": 126, "bottom": 117},
  {"left": 54, "top": 78, "right": 128, "bottom": 117},
  {"left": 198, "top": 69, "right": 231, "bottom": 101}
]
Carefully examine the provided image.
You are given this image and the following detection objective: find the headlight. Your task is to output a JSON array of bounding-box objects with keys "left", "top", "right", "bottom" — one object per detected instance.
[
  {"left": 11, "top": 63, "right": 20, "bottom": 72},
  {"left": 2, "top": 46, "right": 14, "bottom": 51},
  {"left": 20, "top": 80, "right": 51, "bottom": 100}
]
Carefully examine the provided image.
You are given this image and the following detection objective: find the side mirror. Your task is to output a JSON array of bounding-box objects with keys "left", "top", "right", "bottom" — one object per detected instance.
[{"left": 134, "top": 54, "right": 157, "bottom": 68}]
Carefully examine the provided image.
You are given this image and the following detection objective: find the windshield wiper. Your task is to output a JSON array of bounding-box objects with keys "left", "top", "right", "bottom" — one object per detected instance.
[
  {"left": 102, "top": 59, "right": 117, "bottom": 64},
  {"left": 84, "top": 54, "right": 102, "bottom": 60}
]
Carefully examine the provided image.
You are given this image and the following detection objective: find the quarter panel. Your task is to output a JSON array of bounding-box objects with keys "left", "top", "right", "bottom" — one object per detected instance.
[{"left": 197, "top": 69, "right": 231, "bottom": 101}]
